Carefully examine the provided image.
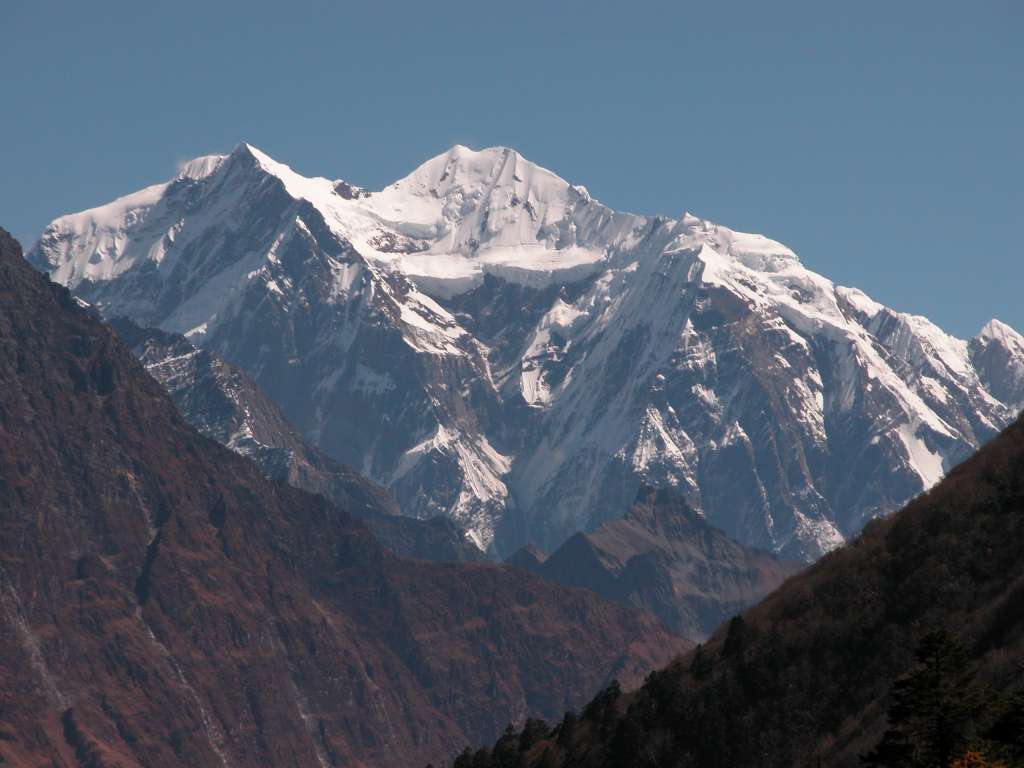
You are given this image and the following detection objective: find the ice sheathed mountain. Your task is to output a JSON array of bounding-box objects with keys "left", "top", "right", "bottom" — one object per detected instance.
[{"left": 30, "top": 143, "right": 1024, "bottom": 559}]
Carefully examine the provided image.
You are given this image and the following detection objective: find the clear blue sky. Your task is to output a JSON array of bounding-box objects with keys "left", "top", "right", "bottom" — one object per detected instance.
[{"left": 3, "top": 0, "right": 1020, "bottom": 337}]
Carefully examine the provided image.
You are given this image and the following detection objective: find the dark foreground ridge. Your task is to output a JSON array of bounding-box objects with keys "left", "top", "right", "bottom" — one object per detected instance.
[
  {"left": 0, "top": 228, "right": 687, "bottom": 767},
  {"left": 453, "top": 410, "right": 1024, "bottom": 766}
]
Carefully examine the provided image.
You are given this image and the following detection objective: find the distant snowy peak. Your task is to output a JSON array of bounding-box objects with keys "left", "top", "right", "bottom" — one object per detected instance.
[
  {"left": 971, "top": 318, "right": 1024, "bottom": 411},
  {"left": 30, "top": 143, "right": 254, "bottom": 291},
  {"left": 370, "top": 144, "right": 580, "bottom": 232},
  {"left": 232, "top": 142, "right": 647, "bottom": 299},
  {"left": 978, "top": 318, "right": 1024, "bottom": 348},
  {"left": 31, "top": 141, "right": 794, "bottom": 305},
  {"left": 30, "top": 142, "right": 1024, "bottom": 560},
  {"left": 351, "top": 145, "right": 641, "bottom": 299}
]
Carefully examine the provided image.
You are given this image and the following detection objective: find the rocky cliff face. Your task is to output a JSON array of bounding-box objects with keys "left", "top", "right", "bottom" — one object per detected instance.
[
  {"left": 110, "top": 318, "right": 485, "bottom": 563},
  {"left": 0, "top": 229, "right": 686, "bottom": 768},
  {"left": 30, "top": 144, "right": 1024, "bottom": 559},
  {"left": 509, "top": 487, "right": 801, "bottom": 642}
]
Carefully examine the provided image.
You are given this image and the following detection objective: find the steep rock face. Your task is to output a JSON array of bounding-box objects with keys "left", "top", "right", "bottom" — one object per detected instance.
[
  {"left": 509, "top": 487, "right": 801, "bottom": 642},
  {"left": 452, "top": 412, "right": 1024, "bottom": 768},
  {"left": 31, "top": 145, "right": 1024, "bottom": 559},
  {"left": 0, "top": 230, "right": 686, "bottom": 768},
  {"left": 110, "top": 318, "right": 485, "bottom": 562}
]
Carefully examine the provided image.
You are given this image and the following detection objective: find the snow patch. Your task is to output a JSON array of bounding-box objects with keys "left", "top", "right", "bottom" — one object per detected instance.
[{"left": 897, "top": 423, "right": 945, "bottom": 489}]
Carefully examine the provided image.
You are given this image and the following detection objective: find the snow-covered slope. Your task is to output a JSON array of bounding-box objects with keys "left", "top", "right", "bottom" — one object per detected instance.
[{"left": 29, "top": 143, "right": 1024, "bottom": 559}]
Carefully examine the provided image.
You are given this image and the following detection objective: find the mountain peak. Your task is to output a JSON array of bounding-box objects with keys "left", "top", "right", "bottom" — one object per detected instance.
[
  {"left": 385, "top": 143, "right": 572, "bottom": 204},
  {"left": 226, "top": 141, "right": 297, "bottom": 177},
  {"left": 215, "top": 140, "right": 266, "bottom": 172},
  {"left": 978, "top": 317, "right": 1024, "bottom": 347},
  {"left": 226, "top": 140, "right": 271, "bottom": 161},
  {"left": 971, "top": 318, "right": 1024, "bottom": 411},
  {"left": 357, "top": 143, "right": 617, "bottom": 297}
]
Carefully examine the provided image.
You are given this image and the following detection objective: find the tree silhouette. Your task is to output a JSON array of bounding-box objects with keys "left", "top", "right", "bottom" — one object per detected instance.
[{"left": 863, "top": 630, "right": 988, "bottom": 767}]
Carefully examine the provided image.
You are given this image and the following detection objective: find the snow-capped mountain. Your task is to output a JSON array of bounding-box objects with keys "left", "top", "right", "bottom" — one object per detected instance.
[
  {"left": 970, "top": 319, "right": 1024, "bottom": 415},
  {"left": 29, "top": 143, "right": 1024, "bottom": 559}
]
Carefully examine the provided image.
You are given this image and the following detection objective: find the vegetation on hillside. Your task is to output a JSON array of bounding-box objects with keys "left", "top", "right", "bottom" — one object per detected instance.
[{"left": 437, "top": 415, "right": 1024, "bottom": 767}]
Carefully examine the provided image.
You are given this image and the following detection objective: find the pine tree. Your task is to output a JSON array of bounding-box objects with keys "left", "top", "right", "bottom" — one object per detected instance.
[
  {"left": 557, "top": 711, "right": 578, "bottom": 748},
  {"left": 518, "top": 718, "right": 551, "bottom": 753},
  {"left": 584, "top": 679, "right": 622, "bottom": 733},
  {"left": 689, "top": 643, "right": 714, "bottom": 680},
  {"left": 453, "top": 747, "right": 475, "bottom": 768},
  {"left": 722, "top": 615, "right": 752, "bottom": 658},
  {"left": 492, "top": 724, "right": 520, "bottom": 768},
  {"left": 863, "top": 630, "right": 988, "bottom": 767}
]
